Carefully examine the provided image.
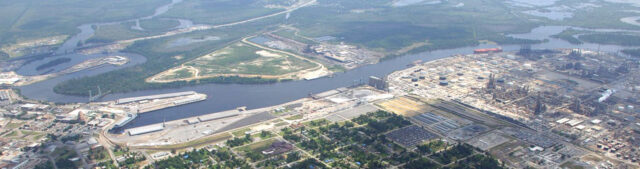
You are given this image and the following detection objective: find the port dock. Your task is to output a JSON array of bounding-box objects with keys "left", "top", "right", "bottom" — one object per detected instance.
[
  {"left": 116, "top": 91, "right": 198, "bottom": 104},
  {"left": 107, "top": 91, "right": 207, "bottom": 129}
]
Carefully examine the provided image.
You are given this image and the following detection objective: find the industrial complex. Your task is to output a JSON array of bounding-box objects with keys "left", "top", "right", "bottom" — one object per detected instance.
[
  {"left": 84, "top": 48, "right": 639, "bottom": 168},
  {"left": 2, "top": 48, "right": 639, "bottom": 169}
]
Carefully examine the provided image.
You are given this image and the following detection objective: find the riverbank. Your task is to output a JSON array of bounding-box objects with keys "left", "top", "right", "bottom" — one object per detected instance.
[
  {"left": 14, "top": 25, "right": 637, "bottom": 129},
  {"left": 104, "top": 85, "right": 390, "bottom": 151}
]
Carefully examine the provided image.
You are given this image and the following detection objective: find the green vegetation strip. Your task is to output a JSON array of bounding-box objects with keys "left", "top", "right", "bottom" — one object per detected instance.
[
  {"left": 579, "top": 33, "right": 640, "bottom": 46},
  {"left": 137, "top": 133, "right": 232, "bottom": 150},
  {"left": 622, "top": 48, "right": 640, "bottom": 57}
]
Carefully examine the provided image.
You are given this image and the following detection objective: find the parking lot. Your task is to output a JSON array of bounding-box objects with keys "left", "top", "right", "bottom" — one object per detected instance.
[{"left": 385, "top": 125, "right": 438, "bottom": 147}]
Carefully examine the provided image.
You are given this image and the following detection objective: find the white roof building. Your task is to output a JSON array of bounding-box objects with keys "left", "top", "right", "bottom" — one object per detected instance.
[
  {"left": 556, "top": 118, "right": 570, "bottom": 124},
  {"left": 116, "top": 91, "right": 196, "bottom": 104},
  {"left": 185, "top": 118, "right": 200, "bottom": 124},
  {"left": 566, "top": 119, "right": 583, "bottom": 126},
  {"left": 198, "top": 109, "right": 241, "bottom": 122},
  {"left": 127, "top": 124, "right": 164, "bottom": 136},
  {"left": 0, "top": 78, "right": 20, "bottom": 85}
]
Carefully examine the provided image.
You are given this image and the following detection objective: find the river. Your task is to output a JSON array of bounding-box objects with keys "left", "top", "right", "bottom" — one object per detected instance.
[
  {"left": 15, "top": 22, "right": 639, "bottom": 129},
  {"left": 54, "top": 0, "right": 186, "bottom": 54}
]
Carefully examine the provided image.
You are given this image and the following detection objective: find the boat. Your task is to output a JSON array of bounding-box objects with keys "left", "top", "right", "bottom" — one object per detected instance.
[{"left": 474, "top": 48, "right": 503, "bottom": 54}]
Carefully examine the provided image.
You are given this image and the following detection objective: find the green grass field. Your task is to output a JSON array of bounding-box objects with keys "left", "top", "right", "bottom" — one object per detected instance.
[
  {"left": 184, "top": 42, "right": 317, "bottom": 76},
  {"left": 5, "top": 122, "right": 23, "bottom": 129},
  {"left": 4, "top": 130, "right": 18, "bottom": 137},
  {"left": 233, "top": 138, "right": 278, "bottom": 162},
  {"left": 156, "top": 68, "right": 194, "bottom": 81},
  {"left": 232, "top": 127, "right": 252, "bottom": 137},
  {"left": 234, "top": 138, "right": 277, "bottom": 153},
  {"left": 140, "top": 133, "right": 233, "bottom": 151},
  {"left": 285, "top": 114, "right": 303, "bottom": 121}
]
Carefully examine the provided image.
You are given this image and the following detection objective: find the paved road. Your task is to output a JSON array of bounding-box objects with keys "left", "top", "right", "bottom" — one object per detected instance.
[{"left": 117, "top": 0, "right": 317, "bottom": 45}]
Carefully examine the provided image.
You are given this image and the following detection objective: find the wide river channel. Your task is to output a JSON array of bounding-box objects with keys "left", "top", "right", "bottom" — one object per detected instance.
[{"left": 15, "top": 24, "right": 638, "bottom": 129}]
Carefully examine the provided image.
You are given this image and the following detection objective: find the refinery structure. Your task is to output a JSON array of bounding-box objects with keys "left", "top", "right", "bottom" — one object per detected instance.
[{"left": 2, "top": 48, "right": 640, "bottom": 169}]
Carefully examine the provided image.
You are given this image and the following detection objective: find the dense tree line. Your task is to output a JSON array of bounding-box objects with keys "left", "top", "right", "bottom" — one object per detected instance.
[
  {"left": 446, "top": 154, "right": 504, "bottom": 169},
  {"left": 34, "top": 160, "right": 54, "bottom": 169},
  {"left": 35, "top": 57, "right": 71, "bottom": 71},
  {"left": 148, "top": 148, "right": 250, "bottom": 169},
  {"left": 255, "top": 151, "right": 301, "bottom": 168},
  {"left": 622, "top": 48, "right": 640, "bottom": 57},
  {"left": 283, "top": 159, "right": 327, "bottom": 169},
  {"left": 0, "top": 51, "right": 9, "bottom": 60},
  {"left": 404, "top": 158, "right": 439, "bottom": 169},
  {"left": 430, "top": 143, "right": 475, "bottom": 165},
  {"left": 226, "top": 133, "right": 252, "bottom": 147},
  {"left": 579, "top": 33, "right": 640, "bottom": 46},
  {"left": 550, "top": 28, "right": 586, "bottom": 45},
  {"left": 417, "top": 140, "right": 447, "bottom": 155},
  {"left": 53, "top": 20, "right": 281, "bottom": 96},
  {"left": 88, "top": 147, "right": 107, "bottom": 160}
]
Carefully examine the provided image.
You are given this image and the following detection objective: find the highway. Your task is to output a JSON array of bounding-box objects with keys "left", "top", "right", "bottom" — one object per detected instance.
[{"left": 117, "top": 0, "right": 317, "bottom": 45}]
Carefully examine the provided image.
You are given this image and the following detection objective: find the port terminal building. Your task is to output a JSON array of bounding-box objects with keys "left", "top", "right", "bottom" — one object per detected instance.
[{"left": 116, "top": 91, "right": 197, "bottom": 104}]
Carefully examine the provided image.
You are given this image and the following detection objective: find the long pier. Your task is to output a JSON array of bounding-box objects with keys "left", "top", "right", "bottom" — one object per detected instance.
[
  {"left": 136, "top": 93, "right": 207, "bottom": 113},
  {"left": 116, "top": 91, "right": 197, "bottom": 104}
]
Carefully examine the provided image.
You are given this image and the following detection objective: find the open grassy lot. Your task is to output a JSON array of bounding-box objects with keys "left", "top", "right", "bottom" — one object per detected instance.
[
  {"left": 5, "top": 122, "right": 24, "bottom": 129},
  {"left": 4, "top": 130, "right": 18, "bottom": 137},
  {"left": 21, "top": 130, "right": 45, "bottom": 140},
  {"left": 186, "top": 42, "right": 317, "bottom": 75},
  {"left": 137, "top": 132, "right": 233, "bottom": 151},
  {"left": 155, "top": 68, "right": 194, "bottom": 81},
  {"left": 285, "top": 114, "right": 303, "bottom": 121},
  {"left": 152, "top": 40, "right": 320, "bottom": 82},
  {"left": 231, "top": 127, "right": 252, "bottom": 137},
  {"left": 233, "top": 138, "right": 278, "bottom": 162},
  {"left": 376, "top": 96, "right": 429, "bottom": 116},
  {"left": 0, "top": 0, "right": 170, "bottom": 45}
]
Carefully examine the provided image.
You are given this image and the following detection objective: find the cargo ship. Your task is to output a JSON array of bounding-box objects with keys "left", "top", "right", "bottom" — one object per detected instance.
[{"left": 474, "top": 48, "right": 503, "bottom": 54}]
